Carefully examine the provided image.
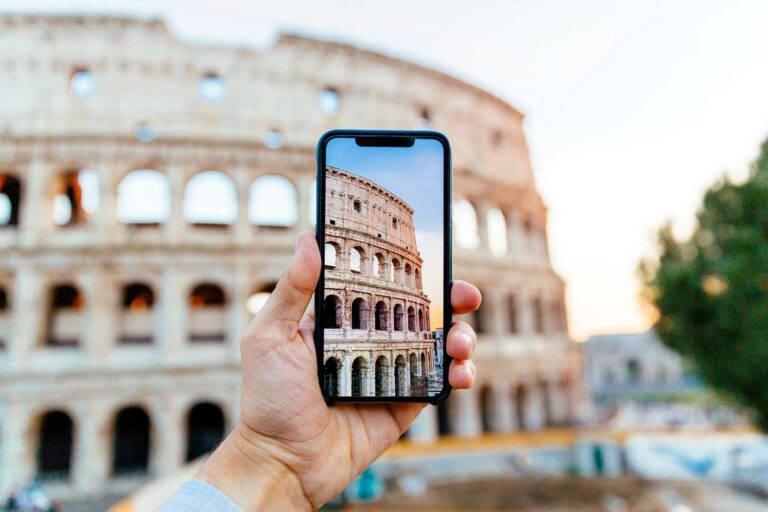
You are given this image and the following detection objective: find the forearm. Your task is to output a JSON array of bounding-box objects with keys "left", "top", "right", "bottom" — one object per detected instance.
[{"left": 196, "top": 425, "right": 313, "bottom": 511}]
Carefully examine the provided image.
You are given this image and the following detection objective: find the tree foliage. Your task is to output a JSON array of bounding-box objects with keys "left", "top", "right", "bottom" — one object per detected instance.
[{"left": 642, "top": 137, "right": 768, "bottom": 430}]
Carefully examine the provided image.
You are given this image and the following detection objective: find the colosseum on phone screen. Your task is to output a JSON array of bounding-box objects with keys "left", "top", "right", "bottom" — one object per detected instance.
[{"left": 322, "top": 138, "right": 445, "bottom": 398}]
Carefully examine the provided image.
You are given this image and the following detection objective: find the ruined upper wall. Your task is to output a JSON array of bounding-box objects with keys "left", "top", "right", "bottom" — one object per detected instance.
[{"left": 0, "top": 14, "right": 537, "bottom": 190}]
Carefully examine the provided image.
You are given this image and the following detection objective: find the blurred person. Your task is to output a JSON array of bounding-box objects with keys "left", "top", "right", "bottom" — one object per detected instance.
[{"left": 160, "top": 233, "right": 481, "bottom": 511}]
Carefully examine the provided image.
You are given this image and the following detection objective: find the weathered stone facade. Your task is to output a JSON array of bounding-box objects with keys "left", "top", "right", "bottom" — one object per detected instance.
[
  {"left": 323, "top": 166, "right": 435, "bottom": 397},
  {"left": 0, "top": 13, "right": 585, "bottom": 502}
]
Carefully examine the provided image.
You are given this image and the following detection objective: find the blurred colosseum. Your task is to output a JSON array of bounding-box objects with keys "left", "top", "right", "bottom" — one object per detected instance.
[
  {"left": 0, "top": 14, "right": 585, "bottom": 503},
  {"left": 323, "top": 166, "right": 436, "bottom": 398}
]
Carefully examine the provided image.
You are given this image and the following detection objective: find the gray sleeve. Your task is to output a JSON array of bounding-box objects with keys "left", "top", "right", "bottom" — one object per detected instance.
[{"left": 159, "top": 479, "right": 243, "bottom": 512}]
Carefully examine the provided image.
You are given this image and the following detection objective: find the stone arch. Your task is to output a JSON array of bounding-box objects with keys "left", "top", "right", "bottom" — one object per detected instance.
[
  {"left": 351, "top": 356, "right": 368, "bottom": 397},
  {"left": 45, "top": 283, "right": 84, "bottom": 347},
  {"left": 351, "top": 297, "right": 369, "bottom": 329},
  {"left": 186, "top": 402, "right": 226, "bottom": 461},
  {"left": 324, "top": 357, "right": 340, "bottom": 396},
  {"left": 542, "top": 381, "right": 554, "bottom": 426},
  {"left": 480, "top": 386, "right": 494, "bottom": 433},
  {"left": 532, "top": 296, "right": 545, "bottom": 334},
  {"left": 184, "top": 170, "right": 238, "bottom": 227},
  {"left": 117, "top": 169, "right": 171, "bottom": 226},
  {"left": 414, "top": 267, "right": 422, "bottom": 290},
  {"left": 0, "top": 173, "right": 22, "bottom": 227},
  {"left": 420, "top": 352, "right": 427, "bottom": 374},
  {"left": 375, "top": 300, "right": 388, "bottom": 331},
  {"left": 390, "top": 257, "right": 402, "bottom": 283},
  {"left": 51, "top": 169, "right": 99, "bottom": 227},
  {"left": 393, "top": 303, "right": 404, "bottom": 331},
  {"left": 407, "top": 306, "right": 416, "bottom": 332},
  {"left": 486, "top": 207, "right": 508, "bottom": 256},
  {"left": 248, "top": 175, "right": 298, "bottom": 227},
  {"left": 36, "top": 410, "right": 74, "bottom": 480},
  {"left": 119, "top": 282, "right": 156, "bottom": 344},
  {"left": 324, "top": 241, "right": 340, "bottom": 269},
  {"left": 324, "top": 294, "right": 343, "bottom": 329},
  {"left": 375, "top": 355, "right": 389, "bottom": 396},
  {"left": 454, "top": 198, "right": 480, "bottom": 249},
  {"left": 111, "top": 405, "right": 151, "bottom": 476},
  {"left": 349, "top": 245, "right": 366, "bottom": 273},
  {"left": 404, "top": 263, "right": 413, "bottom": 287},
  {"left": 188, "top": 283, "right": 228, "bottom": 342},
  {"left": 418, "top": 308, "right": 426, "bottom": 332},
  {"left": 373, "top": 252, "right": 386, "bottom": 278},
  {"left": 514, "top": 384, "right": 527, "bottom": 431},
  {"left": 395, "top": 354, "right": 407, "bottom": 396},
  {"left": 409, "top": 352, "right": 419, "bottom": 395}
]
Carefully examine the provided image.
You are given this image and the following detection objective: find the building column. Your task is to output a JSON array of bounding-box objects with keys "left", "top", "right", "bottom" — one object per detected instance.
[
  {"left": 408, "top": 406, "right": 437, "bottom": 444},
  {"left": 164, "top": 164, "right": 186, "bottom": 244},
  {"left": 388, "top": 356, "right": 396, "bottom": 396},
  {"left": 230, "top": 262, "right": 250, "bottom": 362},
  {"left": 340, "top": 352, "right": 352, "bottom": 396},
  {"left": 474, "top": 201, "right": 489, "bottom": 251},
  {"left": 366, "top": 353, "right": 375, "bottom": 397},
  {"left": 153, "top": 396, "right": 185, "bottom": 476},
  {"left": 491, "top": 386, "right": 515, "bottom": 433},
  {"left": 97, "top": 162, "right": 119, "bottom": 242},
  {"left": 507, "top": 209, "right": 524, "bottom": 257},
  {"left": 9, "top": 266, "right": 42, "bottom": 369},
  {"left": 0, "top": 403, "right": 33, "bottom": 497},
  {"left": 74, "top": 401, "right": 111, "bottom": 492},
  {"left": 519, "top": 288, "right": 535, "bottom": 337},
  {"left": 451, "top": 389, "right": 482, "bottom": 438},
  {"left": 233, "top": 164, "right": 252, "bottom": 245},
  {"left": 19, "top": 159, "right": 49, "bottom": 246},
  {"left": 525, "top": 385, "right": 545, "bottom": 431},
  {"left": 160, "top": 267, "right": 186, "bottom": 360},
  {"left": 84, "top": 266, "right": 116, "bottom": 362}
]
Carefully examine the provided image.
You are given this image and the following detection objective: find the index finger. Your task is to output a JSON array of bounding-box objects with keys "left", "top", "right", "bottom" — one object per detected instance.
[{"left": 451, "top": 280, "right": 481, "bottom": 315}]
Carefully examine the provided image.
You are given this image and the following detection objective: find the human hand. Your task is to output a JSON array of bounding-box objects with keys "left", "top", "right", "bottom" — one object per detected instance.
[{"left": 198, "top": 232, "right": 482, "bottom": 510}]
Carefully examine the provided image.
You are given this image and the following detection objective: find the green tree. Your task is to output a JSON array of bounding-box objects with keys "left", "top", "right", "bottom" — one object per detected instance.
[{"left": 641, "top": 137, "right": 768, "bottom": 431}]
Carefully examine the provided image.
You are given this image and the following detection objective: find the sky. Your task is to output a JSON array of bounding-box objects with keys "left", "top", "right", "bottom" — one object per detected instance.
[
  {"left": 4, "top": 0, "right": 768, "bottom": 340},
  {"left": 326, "top": 137, "right": 445, "bottom": 328}
]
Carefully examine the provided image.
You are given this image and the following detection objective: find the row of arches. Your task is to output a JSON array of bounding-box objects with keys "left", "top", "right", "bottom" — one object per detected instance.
[
  {"left": 454, "top": 198, "right": 548, "bottom": 258},
  {"left": 324, "top": 242, "right": 423, "bottom": 290},
  {"left": 36, "top": 402, "right": 225, "bottom": 481},
  {"left": 324, "top": 351, "right": 431, "bottom": 397},
  {"left": 323, "top": 295, "right": 428, "bottom": 332},
  {"left": 0, "top": 280, "right": 278, "bottom": 347},
  {"left": 0, "top": 170, "right": 304, "bottom": 229},
  {"left": 470, "top": 289, "right": 568, "bottom": 337}
]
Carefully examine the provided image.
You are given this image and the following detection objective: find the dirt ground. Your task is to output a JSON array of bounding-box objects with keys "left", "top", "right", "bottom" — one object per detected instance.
[{"left": 336, "top": 477, "right": 768, "bottom": 512}]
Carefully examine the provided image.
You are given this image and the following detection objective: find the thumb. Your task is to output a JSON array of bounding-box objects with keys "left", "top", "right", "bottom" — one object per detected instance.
[{"left": 249, "top": 232, "right": 321, "bottom": 338}]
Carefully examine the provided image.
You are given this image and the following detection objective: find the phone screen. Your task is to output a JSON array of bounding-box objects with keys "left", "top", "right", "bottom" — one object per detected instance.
[{"left": 319, "top": 133, "right": 449, "bottom": 401}]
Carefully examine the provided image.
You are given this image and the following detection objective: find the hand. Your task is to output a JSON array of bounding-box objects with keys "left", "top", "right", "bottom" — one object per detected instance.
[{"left": 198, "top": 232, "right": 482, "bottom": 510}]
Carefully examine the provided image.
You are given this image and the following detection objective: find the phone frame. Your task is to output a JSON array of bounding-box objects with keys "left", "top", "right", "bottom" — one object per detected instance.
[{"left": 315, "top": 129, "right": 452, "bottom": 405}]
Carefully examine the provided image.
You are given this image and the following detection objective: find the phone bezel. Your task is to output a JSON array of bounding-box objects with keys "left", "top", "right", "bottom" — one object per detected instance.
[{"left": 315, "top": 129, "right": 452, "bottom": 405}]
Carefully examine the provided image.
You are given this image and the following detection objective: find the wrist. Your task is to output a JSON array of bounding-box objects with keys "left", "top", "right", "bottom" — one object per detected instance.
[{"left": 197, "top": 423, "right": 311, "bottom": 511}]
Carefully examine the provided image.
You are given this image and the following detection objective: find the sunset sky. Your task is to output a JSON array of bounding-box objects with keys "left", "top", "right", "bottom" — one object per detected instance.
[{"left": 7, "top": 0, "right": 768, "bottom": 340}]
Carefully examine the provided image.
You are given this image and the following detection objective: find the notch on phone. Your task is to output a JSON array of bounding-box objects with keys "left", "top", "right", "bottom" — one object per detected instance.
[{"left": 355, "top": 136, "right": 415, "bottom": 147}]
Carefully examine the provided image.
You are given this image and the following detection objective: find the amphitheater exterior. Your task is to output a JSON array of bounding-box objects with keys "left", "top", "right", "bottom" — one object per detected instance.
[
  {"left": 0, "top": 14, "right": 585, "bottom": 502},
  {"left": 323, "top": 166, "right": 435, "bottom": 398}
]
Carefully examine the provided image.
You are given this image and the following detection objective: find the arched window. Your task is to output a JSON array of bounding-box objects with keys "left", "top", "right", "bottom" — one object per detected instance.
[
  {"left": 263, "top": 129, "right": 285, "bottom": 149},
  {"left": 409, "top": 353, "right": 419, "bottom": 395},
  {"left": 184, "top": 171, "right": 238, "bottom": 227},
  {"left": 324, "top": 295, "right": 342, "bottom": 329},
  {"left": 415, "top": 268, "right": 422, "bottom": 290},
  {"left": 375, "top": 301, "right": 388, "bottom": 331},
  {"left": 480, "top": 386, "right": 494, "bottom": 433},
  {"left": 112, "top": 406, "right": 150, "bottom": 476},
  {"left": 393, "top": 304, "right": 404, "bottom": 331},
  {"left": 46, "top": 284, "right": 84, "bottom": 346},
  {"left": 199, "top": 72, "right": 225, "bottom": 102},
  {"left": 407, "top": 306, "right": 416, "bottom": 332},
  {"left": 375, "top": 356, "right": 389, "bottom": 396},
  {"left": 117, "top": 169, "right": 171, "bottom": 226},
  {"left": 515, "top": 385, "right": 527, "bottom": 430},
  {"left": 508, "top": 294, "right": 519, "bottom": 334},
  {"left": 188, "top": 283, "right": 227, "bottom": 342},
  {"left": 0, "top": 174, "right": 22, "bottom": 227},
  {"left": 248, "top": 175, "right": 297, "bottom": 227},
  {"left": 395, "top": 355, "right": 407, "bottom": 397},
  {"left": 319, "top": 87, "right": 341, "bottom": 116},
  {"left": 627, "top": 359, "right": 641, "bottom": 384},
  {"left": 186, "top": 402, "right": 225, "bottom": 461},
  {"left": 324, "top": 243, "right": 339, "bottom": 268},
  {"left": 487, "top": 208, "right": 508, "bottom": 257},
  {"left": 541, "top": 381, "right": 553, "bottom": 426},
  {"left": 390, "top": 258, "right": 401, "bottom": 283},
  {"left": 324, "top": 358, "right": 339, "bottom": 396},
  {"left": 532, "top": 297, "right": 545, "bottom": 334},
  {"left": 36, "top": 410, "right": 74, "bottom": 480},
  {"left": 351, "top": 357, "right": 367, "bottom": 397},
  {"left": 0, "top": 287, "right": 7, "bottom": 311},
  {"left": 352, "top": 298, "right": 368, "bottom": 329},
  {"left": 119, "top": 283, "right": 155, "bottom": 344},
  {"left": 454, "top": 199, "right": 480, "bottom": 249},
  {"left": 349, "top": 247, "right": 364, "bottom": 273},
  {"left": 404, "top": 263, "right": 413, "bottom": 287},
  {"left": 70, "top": 68, "right": 94, "bottom": 99},
  {"left": 373, "top": 253, "right": 385, "bottom": 278},
  {"left": 246, "top": 282, "right": 277, "bottom": 316},
  {"left": 52, "top": 169, "right": 99, "bottom": 227},
  {"left": 418, "top": 308, "right": 425, "bottom": 332}
]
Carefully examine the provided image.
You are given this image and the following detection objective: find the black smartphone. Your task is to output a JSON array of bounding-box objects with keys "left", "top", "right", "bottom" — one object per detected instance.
[{"left": 315, "top": 130, "right": 452, "bottom": 404}]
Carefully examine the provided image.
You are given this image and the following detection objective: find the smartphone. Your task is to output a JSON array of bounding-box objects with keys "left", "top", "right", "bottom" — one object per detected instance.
[{"left": 315, "top": 130, "right": 452, "bottom": 404}]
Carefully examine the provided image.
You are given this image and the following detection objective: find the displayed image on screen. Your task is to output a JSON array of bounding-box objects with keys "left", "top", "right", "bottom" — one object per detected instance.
[{"left": 322, "top": 137, "right": 445, "bottom": 398}]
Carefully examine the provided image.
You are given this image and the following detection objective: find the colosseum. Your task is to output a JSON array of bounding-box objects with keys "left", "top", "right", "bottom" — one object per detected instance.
[
  {"left": 0, "top": 13, "right": 584, "bottom": 505},
  {"left": 323, "top": 165, "right": 436, "bottom": 398}
]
